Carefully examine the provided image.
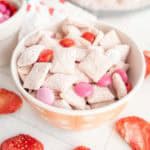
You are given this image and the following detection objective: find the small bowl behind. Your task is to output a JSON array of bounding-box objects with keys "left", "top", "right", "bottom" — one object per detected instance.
[
  {"left": 0, "top": 0, "right": 26, "bottom": 66},
  {"left": 11, "top": 21, "right": 145, "bottom": 131}
]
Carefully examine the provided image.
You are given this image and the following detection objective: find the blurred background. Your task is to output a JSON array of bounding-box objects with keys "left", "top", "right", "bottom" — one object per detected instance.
[{"left": 69, "top": 0, "right": 150, "bottom": 50}]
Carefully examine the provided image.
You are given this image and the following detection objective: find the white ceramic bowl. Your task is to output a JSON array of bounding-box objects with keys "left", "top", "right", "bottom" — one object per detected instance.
[
  {"left": 0, "top": 0, "right": 26, "bottom": 66},
  {"left": 11, "top": 22, "right": 145, "bottom": 130},
  {"left": 70, "top": 0, "right": 150, "bottom": 12}
]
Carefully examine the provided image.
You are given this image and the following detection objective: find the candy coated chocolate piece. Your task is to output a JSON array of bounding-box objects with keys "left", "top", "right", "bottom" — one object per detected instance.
[
  {"left": 97, "top": 74, "right": 112, "bottom": 87},
  {"left": 81, "top": 32, "right": 95, "bottom": 43},
  {"left": 0, "top": 15, "right": 5, "bottom": 23},
  {"left": 36, "top": 87, "right": 55, "bottom": 105},
  {"left": 0, "top": 3, "right": 7, "bottom": 13},
  {"left": 5, "top": 9, "right": 11, "bottom": 16},
  {"left": 74, "top": 82, "right": 93, "bottom": 97},
  {"left": 0, "top": 0, "right": 17, "bottom": 24}
]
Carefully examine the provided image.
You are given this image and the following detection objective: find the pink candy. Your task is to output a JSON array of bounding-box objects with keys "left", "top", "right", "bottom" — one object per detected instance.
[
  {"left": 36, "top": 87, "right": 55, "bottom": 105},
  {"left": 0, "top": 3, "right": 7, "bottom": 13},
  {"left": 74, "top": 82, "right": 93, "bottom": 97},
  {"left": 0, "top": 1, "right": 17, "bottom": 24},
  {"left": 114, "top": 69, "right": 128, "bottom": 83},
  {"left": 5, "top": 9, "right": 11, "bottom": 16},
  {"left": 97, "top": 74, "right": 112, "bottom": 87}
]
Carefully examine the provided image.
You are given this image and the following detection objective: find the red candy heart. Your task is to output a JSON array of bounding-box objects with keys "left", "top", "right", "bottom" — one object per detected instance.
[
  {"left": 59, "top": 38, "right": 75, "bottom": 47},
  {"left": 38, "top": 49, "right": 54, "bottom": 62},
  {"left": 81, "top": 32, "right": 95, "bottom": 43}
]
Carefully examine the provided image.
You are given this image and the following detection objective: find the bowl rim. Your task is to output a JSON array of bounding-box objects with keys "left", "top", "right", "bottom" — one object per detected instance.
[
  {"left": 11, "top": 22, "right": 146, "bottom": 116},
  {"left": 0, "top": 0, "right": 26, "bottom": 30}
]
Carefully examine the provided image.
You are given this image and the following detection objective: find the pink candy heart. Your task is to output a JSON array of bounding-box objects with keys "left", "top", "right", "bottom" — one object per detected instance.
[
  {"left": 36, "top": 87, "right": 55, "bottom": 105},
  {"left": 97, "top": 74, "right": 112, "bottom": 87},
  {"left": 74, "top": 82, "right": 93, "bottom": 97}
]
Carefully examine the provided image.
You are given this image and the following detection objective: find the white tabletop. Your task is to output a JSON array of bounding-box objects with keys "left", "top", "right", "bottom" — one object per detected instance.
[{"left": 0, "top": 3, "right": 150, "bottom": 150}]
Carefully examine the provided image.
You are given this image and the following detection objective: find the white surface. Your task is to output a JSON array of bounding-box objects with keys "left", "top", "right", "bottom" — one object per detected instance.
[{"left": 0, "top": 4, "right": 150, "bottom": 150}]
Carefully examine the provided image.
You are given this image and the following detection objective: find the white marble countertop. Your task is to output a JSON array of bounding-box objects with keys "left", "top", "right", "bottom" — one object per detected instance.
[{"left": 0, "top": 3, "right": 150, "bottom": 150}]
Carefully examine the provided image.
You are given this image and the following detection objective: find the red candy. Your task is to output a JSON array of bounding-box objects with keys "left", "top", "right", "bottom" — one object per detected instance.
[
  {"left": 74, "top": 82, "right": 93, "bottom": 98},
  {"left": 59, "top": 38, "right": 75, "bottom": 47},
  {"left": 81, "top": 32, "right": 95, "bottom": 43},
  {"left": 38, "top": 49, "right": 54, "bottom": 62}
]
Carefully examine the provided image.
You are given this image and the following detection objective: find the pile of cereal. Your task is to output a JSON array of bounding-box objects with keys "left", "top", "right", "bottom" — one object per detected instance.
[
  {"left": 17, "top": 18, "right": 132, "bottom": 110},
  {"left": 0, "top": 0, "right": 17, "bottom": 23}
]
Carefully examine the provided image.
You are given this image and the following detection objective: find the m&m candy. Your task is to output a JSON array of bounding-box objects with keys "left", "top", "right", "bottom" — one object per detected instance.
[{"left": 0, "top": 0, "right": 17, "bottom": 24}]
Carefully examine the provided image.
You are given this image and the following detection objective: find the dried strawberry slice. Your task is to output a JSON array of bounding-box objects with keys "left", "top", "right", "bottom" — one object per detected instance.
[
  {"left": 116, "top": 116, "right": 150, "bottom": 150},
  {"left": 0, "top": 88, "right": 22, "bottom": 114},
  {"left": 0, "top": 134, "right": 44, "bottom": 150},
  {"left": 73, "top": 146, "right": 91, "bottom": 150},
  {"left": 81, "top": 32, "right": 95, "bottom": 43}
]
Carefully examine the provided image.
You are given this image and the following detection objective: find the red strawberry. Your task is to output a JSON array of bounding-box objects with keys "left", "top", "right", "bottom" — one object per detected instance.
[
  {"left": 38, "top": 49, "right": 54, "bottom": 62},
  {"left": 144, "top": 50, "right": 150, "bottom": 77},
  {"left": 0, "top": 134, "right": 44, "bottom": 150},
  {"left": 73, "top": 146, "right": 91, "bottom": 150},
  {"left": 0, "top": 88, "right": 22, "bottom": 114},
  {"left": 81, "top": 32, "right": 95, "bottom": 43},
  {"left": 116, "top": 116, "right": 150, "bottom": 150},
  {"left": 59, "top": 38, "right": 75, "bottom": 47}
]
